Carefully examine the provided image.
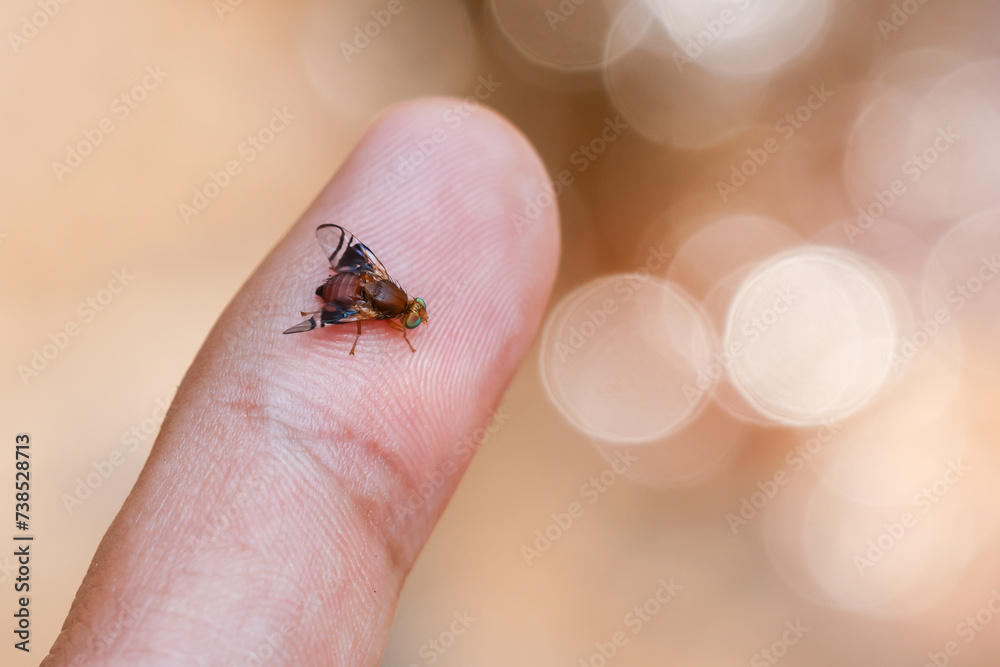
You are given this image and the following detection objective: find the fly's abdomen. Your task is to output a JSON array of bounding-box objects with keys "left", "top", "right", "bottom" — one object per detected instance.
[{"left": 318, "top": 273, "right": 363, "bottom": 306}]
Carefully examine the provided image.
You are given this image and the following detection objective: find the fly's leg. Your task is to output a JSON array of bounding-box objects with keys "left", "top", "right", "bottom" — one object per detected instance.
[
  {"left": 350, "top": 320, "right": 361, "bottom": 355},
  {"left": 401, "top": 328, "right": 416, "bottom": 353},
  {"left": 388, "top": 319, "right": 416, "bottom": 353}
]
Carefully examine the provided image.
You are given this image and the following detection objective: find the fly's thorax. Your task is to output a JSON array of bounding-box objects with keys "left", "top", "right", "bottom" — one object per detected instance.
[{"left": 368, "top": 279, "right": 408, "bottom": 317}]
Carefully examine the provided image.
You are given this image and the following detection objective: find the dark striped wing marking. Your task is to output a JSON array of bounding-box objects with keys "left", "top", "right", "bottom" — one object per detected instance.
[
  {"left": 316, "top": 224, "right": 391, "bottom": 281},
  {"left": 282, "top": 303, "right": 376, "bottom": 334}
]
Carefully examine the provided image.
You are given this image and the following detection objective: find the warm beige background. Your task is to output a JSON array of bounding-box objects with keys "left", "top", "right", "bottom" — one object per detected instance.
[{"left": 4, "top": 0, "right": 1000, "bottom": 665}]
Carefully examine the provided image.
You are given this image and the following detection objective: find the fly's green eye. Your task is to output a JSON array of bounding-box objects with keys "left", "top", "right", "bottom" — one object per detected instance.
[{"left": 405, "top": 298, "right": 426, "bottom": 329}]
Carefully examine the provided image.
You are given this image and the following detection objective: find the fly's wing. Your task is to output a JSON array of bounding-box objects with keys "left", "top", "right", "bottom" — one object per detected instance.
[
  {"left": 316, "top": 224, "right": 391, "bottom": 280},
  {"left": 282, "top": 302, "right": 378, "bottom": 334}
]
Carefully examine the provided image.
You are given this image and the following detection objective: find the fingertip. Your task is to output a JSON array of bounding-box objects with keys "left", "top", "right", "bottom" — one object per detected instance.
[{"left": 271, "top": 95, "right": 561, "bottom": 397}]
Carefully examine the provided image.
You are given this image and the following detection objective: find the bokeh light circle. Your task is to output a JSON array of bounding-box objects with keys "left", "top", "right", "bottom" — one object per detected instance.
[
  {"left": 603, "top": 0, "right": 765, "bottom": 147},
  {"left": 923, "top": 208, "right": 1000, "bottom": 375},
  {"left": 800, "top": 478, "right": 977, "bottom": 616},
  {"left": 298, "top": 0, "right": 475, "bottom": 119},
  {"left": 649, "top": 0, "right": 831, "bottom": 77},
  {"left": 540, "top": 274, "right": 714, "bottom": 443},
  {"left": 666, "top": 214, "right": 802, "bottom": 301},
  {"left": 590, "top": 401, "right": 746, "bottom": 488},
  {"left": 490, "top": 0, "right": 633, "bottom": 73},
  {"left": 724, "top": 247, "right": 897, "bottom": 425},
  {"left": 908, "top": 59, "right": 1000, "bottom": 222}
]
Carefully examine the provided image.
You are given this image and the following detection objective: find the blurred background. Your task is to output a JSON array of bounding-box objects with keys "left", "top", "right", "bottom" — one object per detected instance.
[{"left": 3, "top": 0, "right": 1000, "bottom": 664}]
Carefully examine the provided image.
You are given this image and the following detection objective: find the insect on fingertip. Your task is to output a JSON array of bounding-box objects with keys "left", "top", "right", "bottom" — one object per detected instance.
[{"left": 283, "top": 225, "right": 428, "bottom": 355}]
